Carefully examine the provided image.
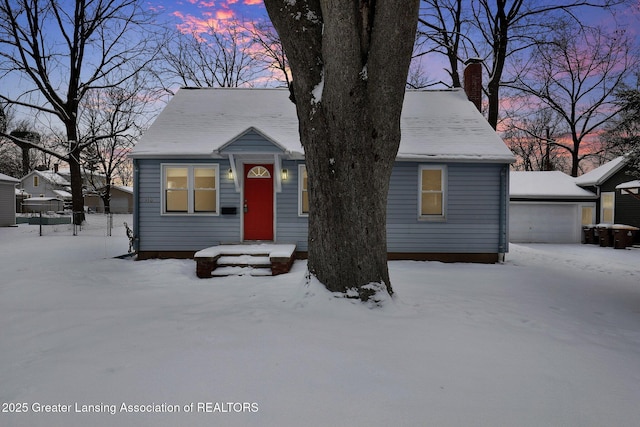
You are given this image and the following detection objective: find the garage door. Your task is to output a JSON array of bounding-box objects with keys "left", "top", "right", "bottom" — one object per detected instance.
[{"left": 509, "top": 203, "right": 580, "bottom": 243}]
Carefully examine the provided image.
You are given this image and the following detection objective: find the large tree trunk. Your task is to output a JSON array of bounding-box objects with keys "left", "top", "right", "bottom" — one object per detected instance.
[
  {"left": 65, "top": 123, "right": 85, "bottom": 224},
  {"left": 302, "top": 87, "right": 396, "bottom": 299},
  {"left": 265, "top": 0, "right": 419, "bottom": 301}
]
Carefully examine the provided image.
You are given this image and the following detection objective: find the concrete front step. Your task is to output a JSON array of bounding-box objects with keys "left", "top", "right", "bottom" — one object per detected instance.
[
  {"left": 217, "top": 255, "right": 271, "bottom": 267},
  {"left": 211, "top": 266, "right": 273, "bottom": 277},
  {"left": 194, "top": 244, "right": 297, "bottom": 278}
]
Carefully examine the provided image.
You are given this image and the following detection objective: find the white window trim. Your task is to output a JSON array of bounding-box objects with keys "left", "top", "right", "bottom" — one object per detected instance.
[
  {"left": 298, "top": 164, "right": 309, "bottom": 217},
  {"left": 418, "top": 164, "right": 447, "bottom": 221},
  {"left": 161, "top": 163, "right": 220, "bottom": 216}
]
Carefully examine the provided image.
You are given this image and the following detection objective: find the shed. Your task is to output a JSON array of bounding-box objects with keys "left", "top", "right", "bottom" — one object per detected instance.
[{"left": 0, "top": 173, "right": 20, "bottom": 226}]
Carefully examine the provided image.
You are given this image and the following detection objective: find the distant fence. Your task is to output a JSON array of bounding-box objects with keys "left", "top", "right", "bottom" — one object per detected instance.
[{"left": 15, "top": 212, "right": 132, "bottom": 237}]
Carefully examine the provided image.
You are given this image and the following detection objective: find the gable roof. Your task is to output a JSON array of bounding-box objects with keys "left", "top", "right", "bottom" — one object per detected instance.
[
  {"left": 20, "top": 170, "right": 71, "bottom": 186},
  {"left": 131, "top": 87, "right": 515, "bottom": 163},
  {"left": 574, "top": 156, "right": 627, "bottom": 187},
  {"left": 510, "top": 171, "right": 596, "bottom": 199}
]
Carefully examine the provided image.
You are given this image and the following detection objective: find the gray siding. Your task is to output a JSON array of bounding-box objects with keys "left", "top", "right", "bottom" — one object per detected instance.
[
  {"left": 136, "top": 159, "right": 506, "bottom": 255},
  {"left": 21, "top": 173, "right": 52, "bottom": 198},
  {"left": 387, "top": 162, "right": 503, "bottom": 253},
  {"left": 137, "top": 159, "right": 240, "bottom": 252},
  {"left": 220, "top": 129, "right": 285, "bottom": 154},
  {"left": 0, "top": 183, "right": 16, "bottom": 226},
  {"left": 277, "top": 160, "right": 309, "bottom": 250}
]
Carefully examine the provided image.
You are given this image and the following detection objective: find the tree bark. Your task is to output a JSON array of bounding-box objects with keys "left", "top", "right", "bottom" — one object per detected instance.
[
  {"left": 65, "top": 123, "right": 85, "bottom": 224},
  {"left": 265, "top": 0, "right": 419, "bottom": 301}
]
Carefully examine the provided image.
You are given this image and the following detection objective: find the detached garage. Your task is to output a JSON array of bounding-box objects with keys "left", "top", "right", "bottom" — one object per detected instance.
[
  {"left": 510, "top": 171, "right": 597, "bottom": 243},
  {"left": 0, "top": 173, "right": 20, "bottom": 227}
]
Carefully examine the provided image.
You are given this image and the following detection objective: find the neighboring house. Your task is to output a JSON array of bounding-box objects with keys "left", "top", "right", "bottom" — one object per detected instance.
[
  {"left": 509, "top": 171, "right": 597, "bottom": 243},
  {"left": 0, "top": 173, "right": 20, "bottom": 226},
  {"left": 575, "top": 156, "right": 640, "bottom": 242},
  {"left": 130, "top": 87, "right": 515, "bottom": 262},
  {"left": 85, "top": 185, "right": 134, "bottom": 214},
  {"left": 55, "top": 167, "right": 108, "bottom": 192},
  {"left": 19, "top": 169, "right": 72, "bottom": 204}
]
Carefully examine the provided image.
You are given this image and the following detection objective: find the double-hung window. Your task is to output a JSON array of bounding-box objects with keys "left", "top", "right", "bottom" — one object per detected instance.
[
  {"left": 162, "top": 164, "right": 218, "bottom": 215},
  {"left": 419, "top": 165, "right": 446, "bottom": 220},
  {"left": 600, "top": 192, "right": 615, "bottom": 223},
  {"left": 298, "top": 164, "right": 309, "bottom": 216}
]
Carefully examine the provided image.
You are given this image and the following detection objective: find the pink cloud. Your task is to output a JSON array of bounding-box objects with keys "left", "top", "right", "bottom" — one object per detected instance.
[
  {"left": 243, "top": 0, "right": 262, "bottom": 5},
  {"left": 216, "top": 9, "right": 235, "bottom": 20}
]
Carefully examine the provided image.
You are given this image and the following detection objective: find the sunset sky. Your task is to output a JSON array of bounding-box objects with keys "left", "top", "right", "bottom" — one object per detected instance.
[{"left": 152, "top": 0, "right": 268, "bottom": 31}]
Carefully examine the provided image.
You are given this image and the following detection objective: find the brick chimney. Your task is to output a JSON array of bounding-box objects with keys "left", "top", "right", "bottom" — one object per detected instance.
[{"left": 463, "top": 58, "right": 483, "bottom": 112}]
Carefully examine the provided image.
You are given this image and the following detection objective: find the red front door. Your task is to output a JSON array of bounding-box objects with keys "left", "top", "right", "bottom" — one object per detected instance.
[{"left": 243, "top": 164, "right": 274, "bottom": 240}]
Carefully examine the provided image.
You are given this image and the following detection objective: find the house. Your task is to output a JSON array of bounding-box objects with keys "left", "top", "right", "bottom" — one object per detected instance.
[
  {"left": 130, "top": 86, "right": 516, "bottom": 262},
  {"left": 19, "top": 169, "right": 72, "bottom": 207},
  {"left": 0, "top": 173, "right": 20, "bottom": 226},
  {"left": 55, "top": 167, "right": 108, "bottom": 192},
  {"left": 85, "top": 185, "right": 134, "bottom": 214},
  {"left": 18, "top": 166, "right": 109, "bottom": 212},
  {"left": 575, "top": 156, "right": 640, "bottom": 242},
  {"left": 509, "top": 171, "right": 597, "bottom": 243}
]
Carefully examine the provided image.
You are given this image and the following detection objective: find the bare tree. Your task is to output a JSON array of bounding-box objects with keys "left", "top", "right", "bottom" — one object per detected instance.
[
  {"left": 79, "top": 76, "right": 159, "bottom": 212},
  {"left": 0, "top": 0, "right": 159, "bottom": 223},
  {"left": 161, "top": 19, "right": 261, "bottom": 89},
  {"left": 418, "top": 0, "right": 627, "bottom": 129},
  {"left": 508, "top": 22, "right": 636, "bottom": 176},
  {"left": 416, "top": 0, "right": 466, "bottom": 88},
  {"left": 0, "top": 103, "right": 60, "bottom": 177},
  {"left": 504, "top": 107, "right": 570, "bottom": 172},
  {"left": 246, "top": 19, "right": 291, "bottom": 87},
  {"left": 601, "top": 74, "right": 640, "bottom": 177},
  {"left": 9, "top": 122, "right": 41, "bottom": 176},
  {"left": 264, "top": 0, "right": 420, "bottom": 302}
]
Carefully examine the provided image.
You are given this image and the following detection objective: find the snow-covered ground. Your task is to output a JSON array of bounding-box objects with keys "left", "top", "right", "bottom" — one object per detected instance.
[{"left": 1, "top": 215, "right": 639, "bottom": 427}]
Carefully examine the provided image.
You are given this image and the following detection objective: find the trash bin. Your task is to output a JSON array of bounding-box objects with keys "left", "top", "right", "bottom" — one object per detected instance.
[
  {"left": 582, "top": 225, "right": 596, "bottom": 244},
  {"left": 612, "top": 225, "right": 639, "bottom": 249},
  {"left": 597, "top": 224, "right": 613, "bottom": 247}
]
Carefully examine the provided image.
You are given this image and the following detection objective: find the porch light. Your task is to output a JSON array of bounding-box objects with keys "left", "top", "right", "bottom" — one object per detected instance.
[
  {"left": 227, "top": 168, "right": 233, "bottom": 180},
  {"left": 281, "top": 169, "right": 288, "bottom": 180}
]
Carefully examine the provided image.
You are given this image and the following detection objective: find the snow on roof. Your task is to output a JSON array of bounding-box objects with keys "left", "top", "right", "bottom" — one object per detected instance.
[
  {"left": 34, "top": 170, "right": 70, "bottom": 186},
  {"left": 113, "top": 185, "right": 133, "bottom": 194},
  {"left": 574, "top": 156, "right": 627, "bottom": 186},
  {"left": 616, "top": 179, "right": 640, "bottom": 190},
  {"left": 131, "top": 87, "right": 515, "bottom": 163},
  {"left": 0, "top": 173, "right": 19, "bottom": 183},
  {"left": 510, "top": 171, "right": 597, "bottom": 199},
  {"left": 53, "top": 189, "right": 72, "bottom": 199},
  {"left": 23, "top": 197, "right": 63, "bottom": 203}
]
